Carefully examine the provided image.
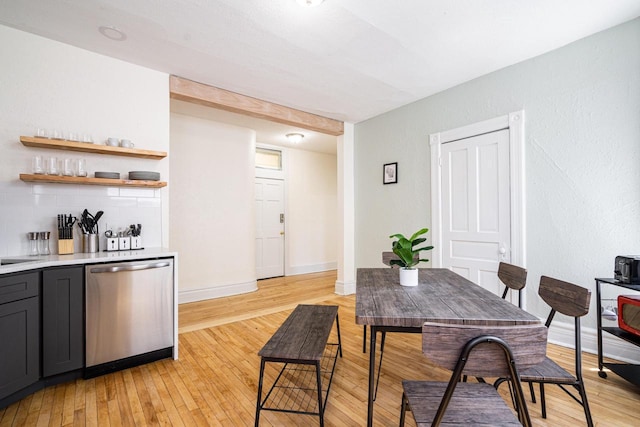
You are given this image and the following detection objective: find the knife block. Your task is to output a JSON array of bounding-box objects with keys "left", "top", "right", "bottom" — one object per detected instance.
[{"left": 58, "top": 238, "right": 74, "bottom": 255}]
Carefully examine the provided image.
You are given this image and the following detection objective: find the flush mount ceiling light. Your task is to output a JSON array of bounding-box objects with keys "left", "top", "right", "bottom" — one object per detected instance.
[
  {"left": 296, "top": 0, "right": 325, "bottom": 7},
  {"left": 98, "top": 26, "right": 127, "bottom": 41},
  {"left": 286, "top": 133, "right": 304, "bottom": 144}
]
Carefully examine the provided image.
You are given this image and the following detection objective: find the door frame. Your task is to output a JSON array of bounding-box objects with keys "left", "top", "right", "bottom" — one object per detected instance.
[
  {"left": 256, "top": 143, "right": 288, "bottom": 277},
  {"left": 430, "top": 110, "right": 525, "bottom": 279}
]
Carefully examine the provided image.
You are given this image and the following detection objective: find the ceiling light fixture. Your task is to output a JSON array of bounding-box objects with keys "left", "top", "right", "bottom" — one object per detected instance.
[
  {"left": 98, "top": 26, "right": 127, "bottom": 41},
  {"left": 296, "top": 0, "right": 325, "bottom": 7},
  {"left": 286, "top": 133, "right": 304, "bottom": 144}
]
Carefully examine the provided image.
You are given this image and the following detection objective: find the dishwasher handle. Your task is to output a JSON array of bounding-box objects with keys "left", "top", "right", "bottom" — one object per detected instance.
[{"left": 89, "top": 261, "right": 171, "bottom": 274}]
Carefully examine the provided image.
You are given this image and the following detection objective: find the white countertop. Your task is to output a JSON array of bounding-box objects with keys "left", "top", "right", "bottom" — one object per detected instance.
[{"left": 0, "top": 248, "right": 178, "bottom": 275}]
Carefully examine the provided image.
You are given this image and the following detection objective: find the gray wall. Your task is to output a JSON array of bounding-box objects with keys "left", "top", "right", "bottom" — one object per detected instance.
[{"left": 355, "top": 18, "right": 640, "bottom": 329}]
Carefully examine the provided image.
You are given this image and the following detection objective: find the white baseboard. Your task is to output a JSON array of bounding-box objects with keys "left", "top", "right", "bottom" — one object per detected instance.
[
  {"left": 287, "top": 261, "right": 337, "bottom": 276},
  {"left": 178, "top": 280, "right": 257, "bottom": 304},
  {"left": 548, "top": 320, "right": 640, "bottom": 364},
  {"left": 335, "top": 279, "right": 356, "bottom": 295}
]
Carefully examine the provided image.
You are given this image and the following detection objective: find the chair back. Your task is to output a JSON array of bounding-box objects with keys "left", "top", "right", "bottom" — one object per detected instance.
[
  {"left": 539, "top": 276, "right": 591, "bottom": 318},
  {"left": 498, "top": 262, "right": 527, "bottom": 307},
  {"left": 382, "top": 251, "right": 398, "bottom": 267},
  {"left": 422, "top": 322, "right": 547, "bottom": 378},
  {"left": 498, "top": 262, "right": 527, "bottom": 291}
]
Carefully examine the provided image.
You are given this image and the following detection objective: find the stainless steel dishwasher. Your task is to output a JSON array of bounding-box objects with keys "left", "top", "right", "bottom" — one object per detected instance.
[{"left": 85, "top": 258, "right": 174, "bottom": 378}]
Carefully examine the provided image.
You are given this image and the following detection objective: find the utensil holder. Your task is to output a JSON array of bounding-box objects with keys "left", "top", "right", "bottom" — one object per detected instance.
[
  {"left": 83, "top": 234, "right": 99, "bottom": 253},
  {"left": 118, "top": 236, "right": 130, "bottom": 251},
  {"left": 58, "top": 239, "right": 74, "bottom": 255},
  {"left": 131, "top": 236, "right": 143, "bottom": 250},
  {"left": 106, "top": 237, "right": 118, "bottom": 251}
]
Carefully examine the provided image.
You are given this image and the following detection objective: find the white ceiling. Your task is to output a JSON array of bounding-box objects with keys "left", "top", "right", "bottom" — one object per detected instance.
[{"left": 1, "top": 0, "right": 639, "bottom": 151}]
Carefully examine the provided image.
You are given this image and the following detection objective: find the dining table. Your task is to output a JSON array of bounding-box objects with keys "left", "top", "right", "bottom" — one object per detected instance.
[{"left": 355, "top": 267, "right": 540, "bottom": 427}]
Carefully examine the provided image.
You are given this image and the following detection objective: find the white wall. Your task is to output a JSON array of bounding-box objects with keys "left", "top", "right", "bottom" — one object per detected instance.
[
  {"left": 286, "top": 148, "right": 337, "bottom": 275},
  {"left": 0, "top": 26, "right": 169, "bottom": 256},
  {"left": 170, "top": 112, "right": 257, "bottom": 302},
  {"left": 170, "top": 104, "right": 338, "bottom": 301},
  {"left": 355, "top": 18, "right": 640, "bottom": 358}
]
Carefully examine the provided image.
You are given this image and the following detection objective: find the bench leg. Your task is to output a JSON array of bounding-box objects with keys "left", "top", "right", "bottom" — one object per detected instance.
[
  {"left": 316, "top": 360, "right": 324, "bottom": 427},
  {"left": 255, "top": 359, "right": 266, "bottom": 427},
  {"left": 336, "top": 313, "right": 343, "bottom": 357}
]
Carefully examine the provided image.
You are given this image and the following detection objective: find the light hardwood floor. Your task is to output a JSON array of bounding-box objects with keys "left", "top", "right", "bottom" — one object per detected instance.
[{"left": 1, "top": 270, "right": 639, "bottom": 426}]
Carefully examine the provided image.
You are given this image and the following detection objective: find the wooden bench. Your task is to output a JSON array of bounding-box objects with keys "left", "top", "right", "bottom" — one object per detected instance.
[{"left": 255, "top": 304, "right": 342, "bottom": 427}]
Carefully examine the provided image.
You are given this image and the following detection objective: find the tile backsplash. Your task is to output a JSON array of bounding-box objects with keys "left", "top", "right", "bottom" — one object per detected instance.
[{"left": 0, "top": 180, "right": 162, "bottom": 257}]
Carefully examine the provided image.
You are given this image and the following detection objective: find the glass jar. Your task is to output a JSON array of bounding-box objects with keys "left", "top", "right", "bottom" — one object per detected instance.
[
  {"left": 38, "top": 231, "right": 51, "bottom": 255},
  {"left": 27, "top": 232, "right": 39, "bottom": 256}
]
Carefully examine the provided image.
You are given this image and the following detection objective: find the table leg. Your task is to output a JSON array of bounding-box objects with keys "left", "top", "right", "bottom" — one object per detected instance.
[{"left": 367, "top": 325, "right": 377, "bottom": 427}]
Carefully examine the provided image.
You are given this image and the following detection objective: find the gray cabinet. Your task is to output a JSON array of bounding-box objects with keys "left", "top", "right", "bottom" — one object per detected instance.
[
  {"left": 0, "top": 272, "right": 40, "bottom": 401},
  {"left": 42, "top": 266, "right": 84, "bottom": 377}
]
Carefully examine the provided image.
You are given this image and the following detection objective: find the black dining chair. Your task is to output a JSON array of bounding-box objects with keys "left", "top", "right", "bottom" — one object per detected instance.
[
  {"left": 400, "top": 322, "right": 548, "bottom": 427},
  {"left": 498, "top": 261, "right": 527, "bottom": 308},
  {"left": 501, "top": 275, "right": 594, "bottom": 427},
  {"left": 463, "top": 261, "right": 529, "bottom": 384}
]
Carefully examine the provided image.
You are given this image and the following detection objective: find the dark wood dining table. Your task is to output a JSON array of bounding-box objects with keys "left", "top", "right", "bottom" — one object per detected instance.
[{"left": 355, "top": 268, "right": 540, "bottom": 427}]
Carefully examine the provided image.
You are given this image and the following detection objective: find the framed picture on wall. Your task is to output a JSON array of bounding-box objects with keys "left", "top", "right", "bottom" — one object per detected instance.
[{"left": 383, "top": 162, "right": 398, "bottom": 184}]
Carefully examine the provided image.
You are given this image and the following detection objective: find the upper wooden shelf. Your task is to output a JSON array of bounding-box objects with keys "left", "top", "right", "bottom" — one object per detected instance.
[{"left": 20, "top": 136, "right": 167, "bottom": 160}]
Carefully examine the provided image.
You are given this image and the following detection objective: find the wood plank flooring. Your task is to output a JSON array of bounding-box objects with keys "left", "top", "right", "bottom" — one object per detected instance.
[{"left": 1, "top": 270, "right": 639, "bottom": 426}]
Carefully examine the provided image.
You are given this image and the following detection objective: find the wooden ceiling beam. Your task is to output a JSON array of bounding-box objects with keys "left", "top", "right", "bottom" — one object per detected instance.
[{"left": 169, "top": 75, "right": 344, "bottom": 136}]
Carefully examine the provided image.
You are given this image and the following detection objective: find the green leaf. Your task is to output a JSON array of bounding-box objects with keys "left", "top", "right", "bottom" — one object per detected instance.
[
  {"left": 409, "top": 228, "right": 429, "bottom": 241},
  {"left": 411, "top": 237, "right": 426, "bottom": 247}
]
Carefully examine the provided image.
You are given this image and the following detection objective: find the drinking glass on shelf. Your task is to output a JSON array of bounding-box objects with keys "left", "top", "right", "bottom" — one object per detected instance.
[
  {"left": 47, "top": 157, "right": 59, "bottom": 175},
  {"left": 76, "top": 158, "right": 87, "bottom": 177},
  {"left": 32, "top": 155, "right": 44, "bottom": 174},
  {"left": 63, "top": 158, "right": 74, "bottom": 176}
]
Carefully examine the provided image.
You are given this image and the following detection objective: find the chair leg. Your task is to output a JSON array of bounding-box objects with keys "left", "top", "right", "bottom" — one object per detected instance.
[
  {"left": 399, "top": 392, "right": 407, "bottom": 427},
  {"left": 363, "top": 326, "right": 367, "bottom": 353},
  {"left": 540, "top": 383, "right": 546, "bottom": 419},
  {"left": 528, "top": 381, "right": 536, "bottom": 403},
  {"left": 374, "top": 331, "right": 386, "bottom": 400},
  {"left": 577, "top": 382, "right": 594, "bottom": 427}
]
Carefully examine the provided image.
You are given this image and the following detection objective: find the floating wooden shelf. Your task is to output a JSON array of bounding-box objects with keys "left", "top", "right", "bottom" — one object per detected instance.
[
  {"left": 20, "top": 174, "right": 167, "bottom": 188},
  {"left": 20, "top": 136, "right": 167, "bottom": 160}
]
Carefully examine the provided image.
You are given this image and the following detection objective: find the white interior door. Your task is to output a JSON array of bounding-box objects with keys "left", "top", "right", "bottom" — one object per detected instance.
[
  {"left": 441, "top": 129, "right": 511, "bottom": 296},
  {"left": 255, "top": 178, "right": 285, "bottom": 279}
]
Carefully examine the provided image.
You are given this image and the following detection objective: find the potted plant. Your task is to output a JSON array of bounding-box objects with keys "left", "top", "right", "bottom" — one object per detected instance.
[{"left": 389, "top": 228, "right": 434, "bottom": 286}]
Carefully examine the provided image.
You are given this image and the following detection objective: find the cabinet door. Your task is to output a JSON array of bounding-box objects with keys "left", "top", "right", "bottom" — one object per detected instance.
[
  {"left": 42, "top": 266, "right": 84, "bottom": 376},
  {"left": 0, "top": 297, "right": 39, "bottom": 400}
]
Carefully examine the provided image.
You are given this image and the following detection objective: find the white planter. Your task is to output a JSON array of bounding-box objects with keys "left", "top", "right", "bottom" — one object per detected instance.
[{"left": 399, "top": 267, "right": 418, "bottom": 287}]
